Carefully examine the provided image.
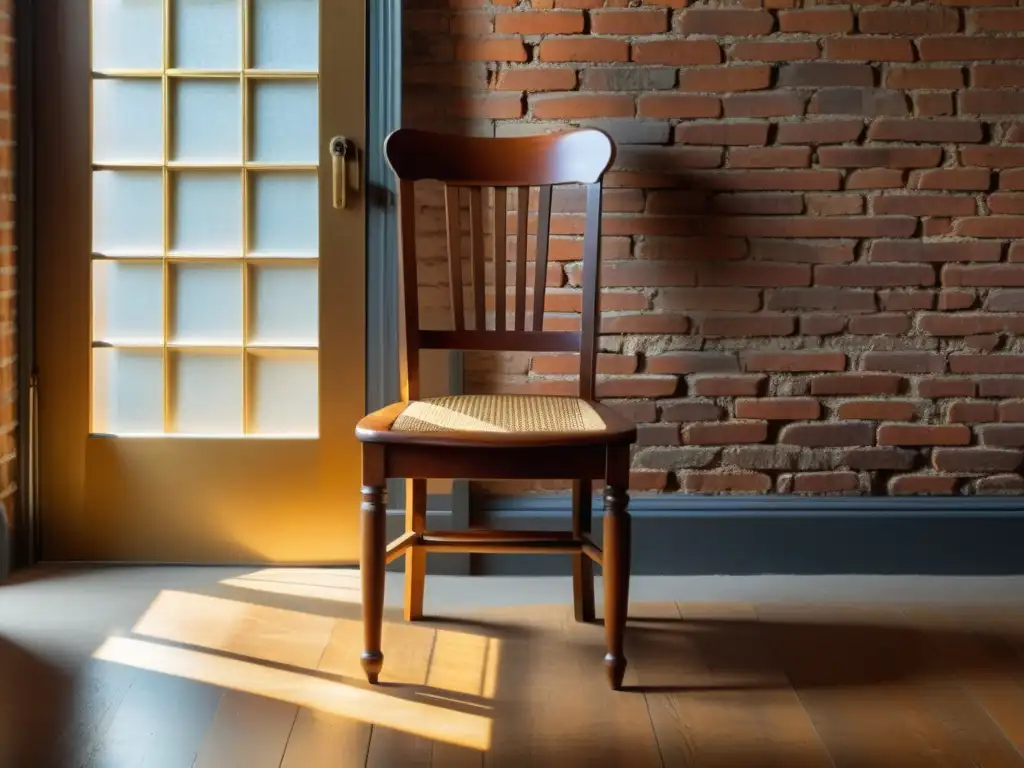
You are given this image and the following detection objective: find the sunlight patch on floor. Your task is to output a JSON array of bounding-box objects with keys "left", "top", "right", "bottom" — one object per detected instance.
[
  {"left": 93, "top": 636, "right": 493, "bottom": 751},
  {"left": 221, "top": 568, "right": 362, "bottom": 604}
]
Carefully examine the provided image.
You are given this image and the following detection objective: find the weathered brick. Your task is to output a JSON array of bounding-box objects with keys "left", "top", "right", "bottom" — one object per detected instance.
[
  {"left": 916, "top": 92, "right": 955, "bottom": 117},
  {"left": 690, "top": 374, "right": 766, "bottom": 397},
  {"left": 979, "top": 378, "right": 1024, "bottom": 398},
  {"left": 766, "top": 287, "right": 875, "bottom": 312},
  {"left": 600, "top": 313, "right": 690, "bottom": 334},
  {"left": 868, "top": 119, "right": 983, "bottom": 143},
  {"left": 723, "top": 91, "right": 808, "bottom": 119},
  {"left": 879, "top": 290, "right": 935, "bottom": 311},
  {"left": 605, "top": 400, "right": 657, "bottom": 423},
  {"left": 878, "top": 424, "right": 971, "bottom": 446},
  {"left": 595, "top": 376, "right": 680, "bottom": 398},
  {"left": 723, "top": 445, "right": 802, "bottom": 472},
  {"left": 937, "top": 290, "right": 977, "bottom": 312},
  {"left": 922, "top": 314, "right": 1024, "bottom": 337},
  {"left": 539, "top": 37, "right": 629, "bottom": 63},
  {"left": 845, "top": 448, "right": 917, "bottom": 471},
  {"left": 961, "top": 89, "right": 1024, "bottom": 115},
  {"left": 825, "top": 38, "right": 915, "bottom": 63},
  {"left": 655, "top": 287, "right": 761, "bottom": 312},
  {"left": 999, "top": 401, "right": 1024, "bottom": 422},
  {"left": 710, "top": 193, "right": 803, "bottom": 216},
  {"left": 967, "top": 8, "right": 1024, "bottom": 33},
  {"left": 986, "top": 290, "right": 1024, "bottom": 312},
  {"left": 679, "top": 66, "right": 773, "bottom": 94},
  {"left": 676, "top": 121, "right": 769, "bottom": 146},
  {"left": 914, "top": 168, "right": 991, "bottom": 191},
  {"left": 659, "top": 399, "right": 724, "bottom": 422},
  {"left": 860, "top": 8, "right": 961, "bottom": 35},
  {"left": 702, "top": 314, "right": 797, "bottom": 337},
  {"left": 779, "top": 9, "right": 854, "bottom": 33},
  {"left": 802, "top": 315, "right": 849, "bottom": 336},
  {"left": 678, "top": 9, "right": 774, "bottom": 36},
  {"left": 817, "top": 265, "right": 936, "bottom": 288},
  {"left": 637, "top": 94, "right": 721, "bottom": 119},
  {"left": 819, "top": 146, "right": 942, "bottom": 168},
  {"left": 697, "top": 263, "right": 810, "bottom": 288},
  {"left": 871, "top": 196, "right": 977, "bottom": 217},
  {"left": 635, "top": 236, "right": 747, "bottom": 261},
  {"left": 647, "top": 352, "right": 738, "bottom": 375},
  {"left": 918, "top": 36, "right": 1024, "bottom": 62},
  {"left": 531, "top": 93, "right": 634, "bottom": 119},
  {"left": 887, "top": 66, "right": 964, "bottom": 89},
  {"left": 890, "top": 475, "right": 959, "bottom": 495},
  {"left": 455, "top": 36, "right": 529, "bottom": 62},
  {"left": 809, "top": 88, "right": 910, "bottom": 117},
  {"left": 976, "top": 474, "right": 1024, "bottom": 495},
  {"left": 493, "top": 68, "right": 577, "bottom": 92},
  {"left": 751, "top": 240, "right": 856, "bottom": 264},
  {"left": 848, "top": 314, "right": 912, "bottom": 335},
  {"left": 632, "top": 40, "right": 722, "bottom": 66},
  {"left": 980, "top": 425, "right": 1024, "bottom": 447},
  {"left": 781, "top": 422, "right": 875, "bottom": 447},
  {"left": 961, "top": 147, "right": 1024, "bottom": 168},
  {"left": 743, "top": 352, "right": 846, "bottom": 372},
  {"left": 776, "top": 120, "right": 864, "bottom": 145},
  {"left": 630, "top": 471, "right": 670, "bottom": 492},
  {"left": 934, "top": 448, "right": 1020, "bottom": 473},
  {"left": 680, "top": 471, "right": 773, "bottom": 494},
  {"left": 950, "top": 355, "right": 1024, "bottom": 374},
  {"left": 862, "top": 352, "right": 946, "bottom": 374},
  {"left": 792, "top": 472, "right": 860, "bottom": 494},
  {"left": 777, "top": 63, "right": 873, "bottom": 88},
  {"left": 729, "top": 147, "right": 812, "bottom": 169},
  {"left": 635, "top": 447, "right": 718, "bottom": 471},
  {"left": 812, "top": 374, "right": 903, "bottom": 396},
  {"left": 948, "top": 401, "right": 999, "bottom": 424},
  {"left": 684, "top": 421, "right": 768, "bottom": 445},
  {"left": 590, "top": 9, "right": 669, "bottom": 35},
  {"left": 495, "top": 11, "right": 584, "bottom": 34},
  {"left": 736, "top": 398, "right": 821, "bottom": 420},
  {"left": 838, "top": 400, "right": 918, "bottom": 421},
  {"left": 944, "top": 265, "right": 1024, "bottom": 287},
  {"left": 847, "top": 169, "right": 907, "bottom": 190},
  {"left": 920, "top": 378, "right": 976, "bottom": 398},
  {"left": 973, "top": 64, "right": 1024, "bottom": 89},
  {"left": 637, "top": 423, "right": 682, "bottom": 446},
  {"left": 580, "top": 67, "right": 676, "bottom": 91},
  {"left": 731, "top": 41, "right": 821, "bottom": 62}
]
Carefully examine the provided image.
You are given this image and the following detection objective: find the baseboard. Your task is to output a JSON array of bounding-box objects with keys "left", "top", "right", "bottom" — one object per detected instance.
[{"left": 472, "top": 494, "right": 1024, "bottom": 576}]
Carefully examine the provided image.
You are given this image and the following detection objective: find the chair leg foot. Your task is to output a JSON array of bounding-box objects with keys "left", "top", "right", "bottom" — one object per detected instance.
[
  {"left": 361, "top": 483, "right": 386, "bottom": 687},
  {"left": 603, "top": 484, "right": 631, "bottom": 691},
  {"left": 361, "top": 652, "right": 384, "bottom": 685},
  {"left": 604, "top": 653, "right": 627, "bottom": 691}
]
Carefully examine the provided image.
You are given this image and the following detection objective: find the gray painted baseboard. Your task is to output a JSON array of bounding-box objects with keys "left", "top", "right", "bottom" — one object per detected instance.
[{"left": 469, "top": 494, "right": 1024, "bottom": 576}]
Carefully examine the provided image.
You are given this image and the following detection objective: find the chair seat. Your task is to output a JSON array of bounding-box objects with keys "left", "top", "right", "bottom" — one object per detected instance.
[{"left": 356, "top": 394, "right": 636, "bottom": 448}]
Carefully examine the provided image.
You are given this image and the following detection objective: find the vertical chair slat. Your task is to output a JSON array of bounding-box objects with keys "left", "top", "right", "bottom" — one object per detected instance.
[
  {"left": 493, "top": 187, "right": 507, "bottom": 332},
  {"left": 533, "top": 185, "right": 553, "bottom": 332},
  {"left": 444, "top": 184, "right": 465, "bottom": 332},
  {"left": 579, "top": 182, "right": 603, "bottom": 401},
  {"left": 515, "top": 186, "right": 529, "bottom": 332},
  {"left": 398, "top": 179, "right": 421, "bottom": 401},
  {"left": 469, "top": 187, "right": 486, "bottom": 330}
]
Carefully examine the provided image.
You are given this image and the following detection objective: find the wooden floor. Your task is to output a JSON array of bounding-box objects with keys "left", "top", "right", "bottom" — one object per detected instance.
[{"left": 3, "top": 568, "right": 1024, "bottom": 767}]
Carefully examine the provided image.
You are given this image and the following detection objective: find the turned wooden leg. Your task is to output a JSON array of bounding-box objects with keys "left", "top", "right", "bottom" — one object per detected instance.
[
  {"left": 404, "top": 478, "right": 427, "bottom": 621},
  {"left": 572, "top": 479, "right": 595, "bottom": 623},
  {"left": 360, "top": 475, "right": 386, "bottom": 685},
  {"left": 603, "top": 484, "right": 631, "bottom": 691}
]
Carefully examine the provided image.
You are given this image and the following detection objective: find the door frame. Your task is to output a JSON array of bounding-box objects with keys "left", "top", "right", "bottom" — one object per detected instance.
[{"left": 12, "top": 0, "right": 417, "bottom": 569}]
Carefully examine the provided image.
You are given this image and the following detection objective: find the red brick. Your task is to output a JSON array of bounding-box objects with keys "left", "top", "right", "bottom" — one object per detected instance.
[
  {"left": 779, "top": 9, "right": 854, "bottom": 33},
  {"left": 778, "top": 63, "right": 873, "bottom": 88},
  {"left": 848, "top": 314, "right": 913, "bottom": 335},
  {"left": 590, "top": 9, "right": 668, "bottom": 35},
  {"left": 455, "top": 36, "right": 528, "bottom": 62},
  {"left": 962, "top": 147, "right": 1024, "bottom": 168},
  {"left": 839, "top": 400, "right": 918, "bottom": 421},
  {"left": 660, "top": 400, "right": 724, "bottom": 422},
  {"left": 637, "top": 94, "right": 721, "bottom": 119},
  {"left": 679, "top": 66, "right": 772, "bottom": 94},
  {"left": 655, "top": 287, "right": 761, "bottom": 312},
  {"left": 1000, "top": 401, "right": 1024, "bottom": 422},
  {"left": 743, "top": 352, "right": 846, "bottom": 372},
  {"left": 916, "top": 92, "right": 955, "bottom": 116},
  {"left": 919, "top": 36, "right": 1024, "bottom": 62},
  {"left": 890, "top": 475, "right": 960, "bottom": 495},
  {"left": 571, "top": 260, "right": 694, "bottom": 287},
  {"left": 495, "top": 11, "right": 584, "bottom": 34},
  {"left": 539, "top": 37, "right": 629, "bottom": 63},
  {"left": 776, "top": 120, "right": 864, "bottom": 145},
  {"left": 723, "top": 91, "right": 806, "bottom": 118},
  {"left": 647, "top": 352, "right": 738, "bottom": 376},
  {"left": 920, "top": 378, "right": 976, "bottom": 398},
  {"left": 871, "top": 195, "right": 976, "bottom": 217},
  {"left": 937, "top": 290, "right": 977, "bottom": 311},
  {"left": 980, "top": 424, "right": 1024, "bottom": 447},
  {"left": 493, "top": 68, "right": 577, "bottom": 92},
  {"left": 780, "top": 422, "right": 875, "bottom": 447},
  {"left": 915, "top": 168, "right": 991, "bottom": 190},
  {"left": 684, "top": 170, "right": 843, "bottom": 192},
  {"left": 605, "top": 400, "right": 657, "bottom": 423},
  {"left": 731, "top": 41, "right": 821, "bottom": 62},
  {"left": 845, "top": 169, "right": 905, "bottom": 190},
  {"left": 806, "top": 194, "right": 864, "bottom": 216},
  {"left": 684, "top": 421, "right": 768, "bottom": 445},
  {"left": 729, "top": 147, "right": 811, "bottom": 169},
  {"left": 676, "top": 121, "right": 769, "bottom": 146},
  {"left": 845, "top": 448, "right": 916, "bottom": 472},
  {"left": 690, "top": 374, "right": 766, "bottom": 397},
  {"left": 454, "top": 93, "right": 525, "bottom": 119},
  {"left": 678, "top": 9, "right": 774, "bottom": 36},
  {"left": 792, "top": 472, "right": 860, "bottom": 494},
  {"left": 973, "top": 64, "right": 1024, "bottom": 88},
  {"left": 862, "top": 351, "right": 945, "bottom": 374},
  {"left": 933, "top": 448, "right": 1022, "bottom": 473},
  {"left": 736, "top": 398, "right": 821, "bottom": 420},
  {"left": 987, "top": 290, "right": 1024, "bottom": 312},
  {"left": 711, "top": 193, "right": 803, "bottom": 215},
  {"left": 860, "top": 8, "right": 961, "bottom": 35},
  {"left": 532, "top": 353, "right": 637, "bottom": 376},
  {"left": 702, "top": 314, "right": 796, "bottom": 337},
  {"left": 819, "top": 146, "right": 942, "bottom": 169},
  {"left": 635, "top": 236, "right": 747, "bottom": 261},
  {"left": 680, "top": 472, "right": 772, "bottom": 494},
  {"left": 596, "top": 376, "right": 680, "bottom": 398},
  {"left": 632, "top": 40, "right": 722, "bottom": 66},
  {"left": 961, "top": 89, "right": 1024, "bottom": 115},
  {"left": 867, "top": 118, "right": 983, "bottom": 143},
  {"left": 948, "top": 401, "right": 999, "bottom": 424},
  {"left": 979, "top": 379, "right": 1024, "bottom": 398},
  {"left": 878, "top": 424, "right": 971, "bottom": 446},
  {"left": 956, "top": 217, "right": 1024, "bottom": 238},
  {"left": 630, "top": 471, "right": 669, "bottom": 492},
  {"left": 879, "top": 290, "right": 935, "bottom": 311},
  {"left": 812, "top": 374, "right": 903, "bottom": 396},
  {"left": 1003, "top": 170, "right": 1024, "bottom": 191},
  {"left": 696, "top": 263, "right": 810, "bottom": 288},
  {"left": 600, "top": 313, "right": 690, "bottom": 335},
  {"left": 531, "top": 94, "right": 634, "bottom": 119},
  {"left": 968, "top": 8, "right": 1024, "bottom": 32},
  {"left": 922, "top": 314, "right": 1024, "bottom": 337},
  {"left": 816, "top": 265, "right": 936, "bottom": 288},
  {"left": 752, "top": 241, "right": 856, "bottom": 266},
  {"left": 766, "top": 287, "right": 874, "bottom": 312},
  {"left": 825, "top": 37, "right": 915, "bottom": 62},
  {"left": 637, "top": 423, "right": 681, "bottom": 447},
  {"left": 950, "top": 354, "right": 1024, "bottom": 374}
]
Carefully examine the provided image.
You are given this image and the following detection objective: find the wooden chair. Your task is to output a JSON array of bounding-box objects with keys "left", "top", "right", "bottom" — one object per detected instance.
[{"left": 355, "top": 128, "right": 636, "bottom": 690}]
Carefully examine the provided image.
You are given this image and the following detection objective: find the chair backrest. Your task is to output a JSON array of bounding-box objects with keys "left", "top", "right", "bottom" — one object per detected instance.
[{"left": 384, "top": 128, "right": 616, "bottom": 402}]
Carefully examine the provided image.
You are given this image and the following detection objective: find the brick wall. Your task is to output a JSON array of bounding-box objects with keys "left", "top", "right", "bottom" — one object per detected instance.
[
  {"left": 404, "top": 0, "right": 1024, "bottom": 498},
  {"left": 0, "top": 1, "right": 13, "bottom": 518}
]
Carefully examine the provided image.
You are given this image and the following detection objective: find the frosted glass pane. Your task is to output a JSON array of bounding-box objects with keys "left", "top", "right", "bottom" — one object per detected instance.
[
  {"left": 171, "top": 263, "right": 243, "bottom": 344},
  {"left": 250, "top": 353, "right": 318, "bottom": 435},
  {"left": 93, "top": 171, "right": 164, "bottom": 256},
  {"left": 251, "top": 81, "right": 318, "bottom": 163},
  {"left": 252, "top": 0, "right": 318, "bottom": 71},
  {"left": 173, "top": 0, "right": 241, "bottom": 71},
  {"left": 250, "top": 263, "right": 318, "bottom": 345},
  {"left": 93, "top": 0, "right": 163, "bottom": 70},
  {"left": 250, "top": 173, "right": 318, "bottom": 256},
  {"left": 93, "top": 349, "right": 164, "bottom": 434},
  {"left": 173, "top": 353, "right": 243, "bottom": 434},
  {"left": 172, "top": 172, "right": 242, "bottom": 255},
  {"left": 93, "top": 261, "right": 164, "bottom": 344},
  {"left": 174, "top": 80, "right": 242, "bottom": 162},
  {"left": 94, "top": 79, "right": 163, "bottom": 164}
]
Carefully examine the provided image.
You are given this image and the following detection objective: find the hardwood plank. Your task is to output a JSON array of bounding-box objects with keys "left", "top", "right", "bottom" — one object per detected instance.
[
  {"left": 757, "top": 603, "right": 1022, "bottom": 768},
  {"left": 193, "top": 692, "right": 297, "bottom": 768},
  {"left": 631, "top": 602, "right": 832, "bottom": 768},
  {"left": 280, "top": 708, "right": 372, "bottom": 768}
]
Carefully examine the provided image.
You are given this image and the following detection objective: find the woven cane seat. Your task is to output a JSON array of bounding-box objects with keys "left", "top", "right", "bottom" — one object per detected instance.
[{"left": 357, "top": 394, "right": 636, "bottom": 447}]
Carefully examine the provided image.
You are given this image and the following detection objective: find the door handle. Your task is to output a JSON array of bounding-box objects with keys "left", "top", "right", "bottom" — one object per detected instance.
[{"left": 330, "top": 136, "right": 358, "bottom": 209}]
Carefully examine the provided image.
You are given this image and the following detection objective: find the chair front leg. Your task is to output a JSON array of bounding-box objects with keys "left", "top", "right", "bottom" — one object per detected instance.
[
  {"left": 572, "top": 479, "right": 595, "bottom": 623},
  {"left": 603, "top": 483, "right": 631, "bottom": 691},
  {"left": 360, "top": 476, "right": 387, "bottom": 685}
]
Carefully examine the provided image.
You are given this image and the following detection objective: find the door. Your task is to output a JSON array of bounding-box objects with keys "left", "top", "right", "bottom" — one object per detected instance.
[{"left": 33, "top": 0, "right": 365, "bottom": 563}]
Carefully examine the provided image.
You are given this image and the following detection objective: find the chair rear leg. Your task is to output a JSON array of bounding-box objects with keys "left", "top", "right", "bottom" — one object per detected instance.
[
  {"left": 404, "top": 478, "right": 427, "bottom": 621},
  {"left": 360, "top": 446, "right": 386, "bottom": 685},
  {"left": 571, "top": 479, "right": 595, "bottom": 623},
  {"left": 603, "top": 483, "right": 631, "bottom": 690}
]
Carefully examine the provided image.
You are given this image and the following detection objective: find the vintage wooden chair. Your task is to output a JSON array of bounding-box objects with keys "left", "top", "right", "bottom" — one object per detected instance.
[{"left": 355, "top": 128, "right": 636, "bottom": 689}]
